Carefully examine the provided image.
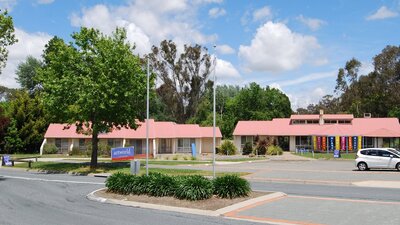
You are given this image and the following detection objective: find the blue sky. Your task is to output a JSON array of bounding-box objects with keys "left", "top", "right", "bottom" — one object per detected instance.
[{"left": 1, "top": 0, "right": 399, "bottom": 109}]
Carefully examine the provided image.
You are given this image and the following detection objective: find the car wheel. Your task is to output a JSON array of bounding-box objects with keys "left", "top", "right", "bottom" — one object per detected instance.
[
  {"left": 396, "top": 163, "right": 400, "bottom": 171},
  {"left": 357, "top": 162, "right": 368, "bottom": 171}
]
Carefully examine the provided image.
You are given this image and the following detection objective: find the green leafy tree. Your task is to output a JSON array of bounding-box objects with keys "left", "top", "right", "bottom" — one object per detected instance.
[
  {"left": 4, "top": 119, "right": 23, "bottom": 153},
  {"left": 0, "top": 104, "right": 10, "bottom": 151},
  {"left": 37, "top": 27, "right": 148, "bottom": 168},
  {"left": 6, "top": 91, "right": 49, "bottom": 153},
  {"left": 0, "top": 10, "right": 17, "bottom": 74},
  {"left": 148, "top": 40, "right": 212, "bottom": 123},
  {"left": 16, "top": 56, "right": 43, "bottom": 93}
]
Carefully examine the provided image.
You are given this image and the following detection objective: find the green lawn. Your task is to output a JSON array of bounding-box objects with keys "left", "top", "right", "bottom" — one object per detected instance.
[
  {"left": 13, "top": 161, "right": 248, "bottom": 177},
  {"left": 216, "top": 156, "right": 268, "bottom": 162},
  {"left": 293, "top": 152, "right": 356, "bottom": 160}
]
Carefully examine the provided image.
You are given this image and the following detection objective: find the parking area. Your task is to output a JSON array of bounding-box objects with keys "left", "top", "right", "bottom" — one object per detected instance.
[{"left": 224, "top": 195, "right": 400, "bottom": 225}]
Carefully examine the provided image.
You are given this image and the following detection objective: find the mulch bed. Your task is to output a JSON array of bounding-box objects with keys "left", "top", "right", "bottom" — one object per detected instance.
[{"left": 97, "top": 189, "right": 268, "bottom": 211}]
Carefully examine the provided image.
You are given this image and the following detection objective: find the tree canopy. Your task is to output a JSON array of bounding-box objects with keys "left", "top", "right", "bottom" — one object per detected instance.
[
  {"left": 148, "top": 40, "right": 212, "bottom": 123},
  {"left": 16, "top": 56, "right": 43, "bottom": 93},
  {"left": 37, "top": 27, "right": 148, "bottom": 168},
  {"left": 0, "top": 9, "right": 17, "bottom": 74}
]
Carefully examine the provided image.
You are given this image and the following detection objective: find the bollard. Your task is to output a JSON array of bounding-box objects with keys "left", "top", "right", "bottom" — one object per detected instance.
[{"left": 130, "top": 159, "right": 140, "bottom": 175}]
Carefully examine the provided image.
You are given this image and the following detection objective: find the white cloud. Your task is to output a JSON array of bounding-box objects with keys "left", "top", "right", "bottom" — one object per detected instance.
[
  {"left": 253, "top": 6, "right": 272, "bottom": 22},
  {"left": 215, "top": 58, "right": 240, "bottom": 79},
  {"left": 277, "top": 71, "right": 336, "bottom": 87},
  {"left": 1, "top": 28, "right": 52, "bottom": 88},
  {"left": 359, "top": 61, "right": 374, "bottom": 75},
  {"left": 70, "top": 1, "right": 217, "bottom": 55},
  {"left": 209, "top": 7, "right": 226, "bottom": 18},
  {"left": 238, "top": 21, "right": 321, "bottom": 72},
  {"left": 0, "top": 0, "right": 17, "bottom": 11},
  {"left": 288, "top": 87, "right": 328, "bottom": 110},
  {"left": 366, "top": 6, "right": 398, "bottom": 20},
  {"left": 215, "top": 44, "right": 235, "bottom": 55},
  {"left": 297, "top": 15, "right": 326, "bottom": 31},
  {"left": 37, "top": 0, "right": 54, "bottom": 4}
]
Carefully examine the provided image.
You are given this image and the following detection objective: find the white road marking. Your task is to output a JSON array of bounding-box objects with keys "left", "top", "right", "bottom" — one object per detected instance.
[{"left": 1, "top": 175, "right": 105, "bottom": 185}]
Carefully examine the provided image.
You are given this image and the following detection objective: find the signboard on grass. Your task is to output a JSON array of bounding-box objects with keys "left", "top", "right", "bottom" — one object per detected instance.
[
  {"left": 3, "top": 155, "right": 12, "bottom": 166},
  {"left": 111, "top": 147, "right": 134, "bottom": 161},
  {"left": 333, "top": 149, "right": 341, "bottom": 158}
]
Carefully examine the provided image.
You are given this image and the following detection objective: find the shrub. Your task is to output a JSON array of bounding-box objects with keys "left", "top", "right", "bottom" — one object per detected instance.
[
  {"left": 70, "top": 147, "right": 81, "bottom": 156},
  {"left": 254, "top": 139, "right": 269, "bottom": 155},
  {"left": 175, "top": 175, "right": 213, "bottom": 201},
  {"left": 43, "top": 144, "right": 58, "bottom": 154},
  {"left": 242, "top": 142, "right": 253, "bottom": 155},
  {"left": 267, "top": 145, "right": 283, "bottom": 155},
  {"left": 172, "top": 155, "right": 179, "bottom": 160},
  {"left": 190, "top": 156, "right": 196, "bottom": 160},
  {"left": 106, "top": 172, "right": 133, "bottom": 194},
  {"left": 99, "top": 143, "right": 111, "bottom": 157},
  {"left": 147, "top": 173, "right": 177, "bottom": 197},
  {"left": 218, "top": 140, "right": 237, "bottom": 155},
  {"left": 213, "top": 174, "right": 251, "bottom": 199},
  {"left": 131, "top": 174, "right": 152, "bottom": 195}
]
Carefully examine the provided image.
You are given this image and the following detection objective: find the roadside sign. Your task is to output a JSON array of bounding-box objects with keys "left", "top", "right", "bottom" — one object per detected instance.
[
  {"left": 191, "top": 143, "right": 196, "bottom": 157},
  {"left": 111, "top": 147, "right": 134, "bottom": 161},
  {"left": 3, "top": 155, "right": 12, "bottom": 166},
  {"left": 333, "top": 149, "right": 341, "bottom": 158}
]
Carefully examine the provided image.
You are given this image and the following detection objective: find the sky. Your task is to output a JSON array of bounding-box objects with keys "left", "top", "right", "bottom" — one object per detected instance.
[{"left": 1, "top": 0, "right": 399, "bottom": 109}]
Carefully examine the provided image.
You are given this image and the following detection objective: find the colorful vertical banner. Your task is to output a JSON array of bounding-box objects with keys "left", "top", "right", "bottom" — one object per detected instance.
[
  {"left": 341, "top": 136, "right": 346, "bottom": 151},
  {"left": 353, "top": 136, "right": 358, "bottom": 150},
  {"left": 322, "top": 137, "right": 327, "bottom": 151},
  {"left": 329, "top": 136, "right": 335, "bottom": 151},
  {"left": 335, "top": 136, "right": 340, "bottom": 150},
  {"left": 313, "top": 136, "right": 317, "bottom": 150},
  {"left": 358, "top": 136, "right": 362, "bottom": 149},
  {"left": 348, "top": 137, "right": 353, "bottom": 151},
  {"left": 317, "top": 136, "right": 321, "bottom": 150}
]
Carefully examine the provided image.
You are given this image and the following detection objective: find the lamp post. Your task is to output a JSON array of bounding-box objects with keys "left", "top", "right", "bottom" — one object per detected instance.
[
  {"left": 146, "top": 57, "right": 150, "bottom": 176},
  {"left": 212, "top": 45, "right": 217, "bottom": 179}
]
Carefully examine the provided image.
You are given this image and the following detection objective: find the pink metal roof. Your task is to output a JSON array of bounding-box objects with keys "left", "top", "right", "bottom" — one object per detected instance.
[
  {"left": 233, "top": 115, "right": 400, "bottom": 137},
  {"left": 290, "top": 114, "right": 353, "bottom": 120},
  {"left": 44, "top": 119, "right": 222, "bottom": 139}
]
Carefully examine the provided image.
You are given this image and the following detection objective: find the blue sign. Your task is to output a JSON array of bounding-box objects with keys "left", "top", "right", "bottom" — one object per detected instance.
[
  {"left": 333, "top": 149, "right": 341, "bottom": 158},
  {"left": 3, "top": 155, "right": 12, "bottom": 166},
  {"left": 111, "top": 147, "right": 134, "bottom": 161},
  {"left": 329, "top": 136, "right": 335, "bottom": 151},
  {"left": 191, "top": 143, "right": 196, "bottom": 157}
]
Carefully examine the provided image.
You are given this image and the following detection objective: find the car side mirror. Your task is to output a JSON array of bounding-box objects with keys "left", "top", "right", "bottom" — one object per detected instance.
[{"left": 390, "top": 155, "right": 394, "bottom": 158}]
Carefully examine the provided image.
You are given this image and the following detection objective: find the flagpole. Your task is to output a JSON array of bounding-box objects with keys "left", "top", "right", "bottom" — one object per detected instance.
[
  {"left": 213, "top": 45, "right": 217, "bottom": 179},
  {"left": 146, "top": 57, "right": 149, "bottom": 176}
]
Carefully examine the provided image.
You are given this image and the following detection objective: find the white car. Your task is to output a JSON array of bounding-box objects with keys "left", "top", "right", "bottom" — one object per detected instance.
[{"left": 355, "top": 148, "right": 400, "bottom": 171}]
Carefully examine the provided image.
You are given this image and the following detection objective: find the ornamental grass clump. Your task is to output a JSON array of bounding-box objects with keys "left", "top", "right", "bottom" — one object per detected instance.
[
  {"left": 213, "top": 174, "right": 251, "bottom": 199},
  {"left": 174, "top": 175, "right": 214, "bottom": 201},
  {"left": 105, "top": 172, "right": 133, "bottom": 194},
  {"left": 147, "top": 173, "right": 177, "bottom": 197}
]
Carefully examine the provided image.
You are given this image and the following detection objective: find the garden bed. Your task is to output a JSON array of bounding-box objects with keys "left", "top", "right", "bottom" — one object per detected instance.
[{"left": 96, "top": 189, "right": 267, "bottom": 211}]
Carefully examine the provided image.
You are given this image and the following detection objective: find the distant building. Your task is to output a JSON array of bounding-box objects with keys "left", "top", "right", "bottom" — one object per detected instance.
[
  {"left": 41, "top": 119, "right": 222, "bottom": 156},
  {"left": 233, "top": 110, "right": 400, "bottom": 153}
]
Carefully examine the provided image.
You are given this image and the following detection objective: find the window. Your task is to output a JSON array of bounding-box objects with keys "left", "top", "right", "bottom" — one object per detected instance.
[
  {"left": 79, "top": 139, "right": 86, "bottom": 150},
  {"left": 378, "top": 150, "right": 391, "bottom": 157},
  {"left": 383, "top": 138, "right": 400, "bottom": 148},
  {"left": 338, "top": 120, "right": 351, "bottom": 124},
  {"left": 295, "top": 136, "right": 312, "bottom": 150},
  {"left": 55, "top": 138, "right": 69, "bottom": 153},
  {"left": 240, "top": 136, "right": 254, "bottom": 149},
  {"left": 324, "top": 120, "right": 337, "bottom": 124},
  {"left": 126, "top": 139, "right": 144, "bottom": 154},
  {"left": 363, "top": 137, "right": 374, "bottom": 148},
  {"left": 159, "top": 139, "right": 172, "bottom": 154},
  {"left": 177, "top": 138, "right": 195, "bottom": 153},
  {"left": 107, "top": 139, "right": 123, "bottom": 148}
]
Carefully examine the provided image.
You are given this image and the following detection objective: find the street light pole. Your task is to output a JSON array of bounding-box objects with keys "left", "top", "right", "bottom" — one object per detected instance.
[
  {"left": 213, "top": 45, "right": 217, "bottom": 179},
  {"left": 146, "top": 57, "right": 149, "bottom": 176}
]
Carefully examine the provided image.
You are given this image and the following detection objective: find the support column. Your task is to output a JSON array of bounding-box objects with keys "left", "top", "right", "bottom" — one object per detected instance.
[
  {"left": 153, "top": 139, "right": 157, "bottom": 157},
  {"left": 40, "top": 138, "right": 47, "bottom": 155}
]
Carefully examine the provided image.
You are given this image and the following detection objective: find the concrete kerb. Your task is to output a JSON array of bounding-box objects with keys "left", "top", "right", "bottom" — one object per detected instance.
[{"left": 86, "top": 188, "right": 286, "bottom": 217}]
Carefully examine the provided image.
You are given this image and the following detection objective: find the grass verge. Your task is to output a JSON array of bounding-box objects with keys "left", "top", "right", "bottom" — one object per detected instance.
[{"left": 13, "top": 161, "right": 249, "bottom": 176}]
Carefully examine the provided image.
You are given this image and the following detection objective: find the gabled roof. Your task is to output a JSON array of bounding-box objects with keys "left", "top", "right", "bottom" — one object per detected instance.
[
  {"left": 233, "top": 115, "right": 400, "bottom": 137},
  {"left": 44, "top": 119, "right": 222, "bottom": 139}
]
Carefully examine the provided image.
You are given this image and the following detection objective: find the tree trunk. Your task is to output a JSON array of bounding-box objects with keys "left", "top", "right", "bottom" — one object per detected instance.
[{"left": 90, "top": 127, "right": 98, "bottom": 169}]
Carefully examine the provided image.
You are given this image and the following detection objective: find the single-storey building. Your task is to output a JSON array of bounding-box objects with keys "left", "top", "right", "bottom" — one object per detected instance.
[
  {"left": 233, "top": 111, "right": 400, "bottom": 153},
  {"left": 41, "top": 119, "right": 222, "bottom": 156}
]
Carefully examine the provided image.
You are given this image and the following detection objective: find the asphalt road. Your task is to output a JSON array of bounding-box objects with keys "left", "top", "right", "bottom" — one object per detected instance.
[
  {"left": 1, "top": 167, "right": 399, "bottom": 225},
  {"left": 0, "top": 169, "right": 261, "bottom": 225}
]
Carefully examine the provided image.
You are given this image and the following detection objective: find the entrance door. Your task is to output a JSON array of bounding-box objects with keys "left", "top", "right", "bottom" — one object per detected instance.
[{"left": 277, "top": 136, "right": 289, "bottom": 151}]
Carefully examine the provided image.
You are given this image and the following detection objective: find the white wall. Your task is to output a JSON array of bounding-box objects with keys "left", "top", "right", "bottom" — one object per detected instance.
[{"left": 289, "top": 136, "right": 296, "bottom": 152}]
